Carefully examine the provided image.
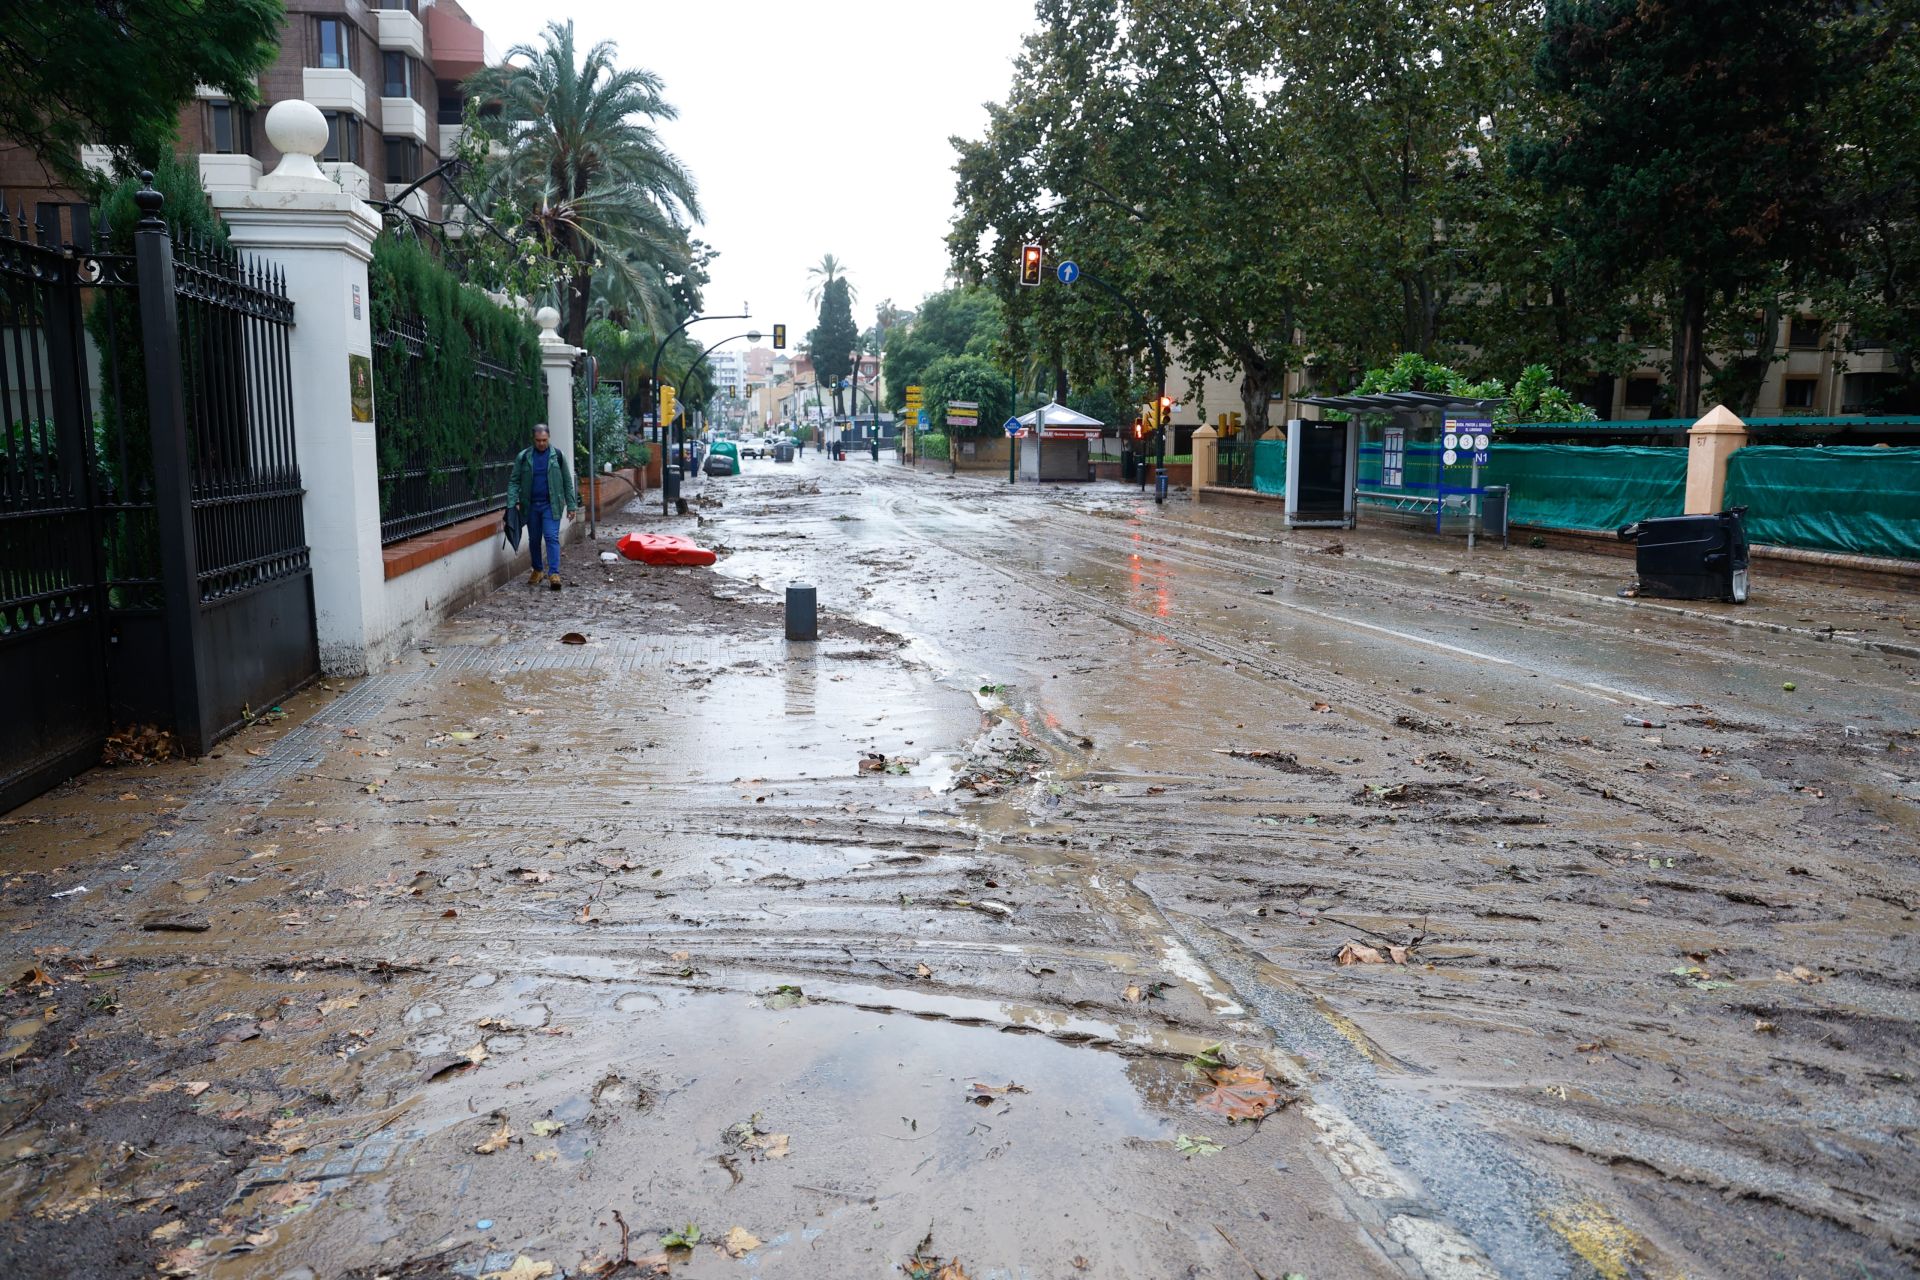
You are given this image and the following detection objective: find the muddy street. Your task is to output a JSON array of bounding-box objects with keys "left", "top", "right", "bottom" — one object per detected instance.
[{"left": 2, "top": 454, "right": 1916, "bottom": 1280}]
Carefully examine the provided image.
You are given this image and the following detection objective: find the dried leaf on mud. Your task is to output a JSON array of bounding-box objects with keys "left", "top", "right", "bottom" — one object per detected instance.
[
  {"left": 721, "top": 1226, "right": 762, "bottom": 1257},
  {"left": 475, "top": 1119, "right": 513, "bottom": 1154},
  {"left": 1196, "top": 1064, "right": 1288, "bottom": 1121},
  {"left": 530, "top": 1119, "right": 564, "bottom": 1137},
  {"left": 479, "top": 1258, "right": 554, "bottom": 1280},
  {"left": 967, "top": 1081, "right": 1028, "bottom": 1106},
  {"left": 265, "top": 1180, "right": 320, "bottom": 1207}
]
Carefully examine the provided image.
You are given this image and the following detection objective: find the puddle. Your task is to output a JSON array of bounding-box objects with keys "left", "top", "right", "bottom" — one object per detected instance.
[{"left": 220, "top": 987, "right": 1364, "bottom": 1280}]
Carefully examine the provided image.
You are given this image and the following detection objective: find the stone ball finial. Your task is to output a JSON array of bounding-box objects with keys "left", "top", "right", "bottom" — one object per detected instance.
[
  {"left": 259, "top": 100, "right": 339, "bottom": 193},
  {"left": 266, "top": 100, "right": 329, "bottom": 158},
  {"left": 535, "top": 306, "right": 562, "bottom": 341}
]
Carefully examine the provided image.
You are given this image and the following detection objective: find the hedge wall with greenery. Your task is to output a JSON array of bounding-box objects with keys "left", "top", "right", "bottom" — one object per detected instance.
[{"left": 367, "top": 233, "right": 543, "bottom": 522}]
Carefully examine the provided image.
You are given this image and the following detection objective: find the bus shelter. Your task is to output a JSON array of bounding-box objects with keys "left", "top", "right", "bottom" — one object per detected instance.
[{"left": 1296, "top": 390, "right": 1507, "bottom": 537}]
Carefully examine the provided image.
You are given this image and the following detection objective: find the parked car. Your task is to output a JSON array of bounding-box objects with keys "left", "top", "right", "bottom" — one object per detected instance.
[{"left": 739, "top": 438, "right": 768, "bottom": 459}]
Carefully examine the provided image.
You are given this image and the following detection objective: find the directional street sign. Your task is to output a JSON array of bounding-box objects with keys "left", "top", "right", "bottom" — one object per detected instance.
[
  {"left": 1004, "top": 416, "right": 1023, "bottom": 437},
  {"left": 1056, "top": 261, "right": 1079, "bottom": 284}
]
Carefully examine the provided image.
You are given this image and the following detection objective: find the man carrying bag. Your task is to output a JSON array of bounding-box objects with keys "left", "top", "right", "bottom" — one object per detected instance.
[{"left": 507, "top": 424, "right": 580, "bottom": 590}]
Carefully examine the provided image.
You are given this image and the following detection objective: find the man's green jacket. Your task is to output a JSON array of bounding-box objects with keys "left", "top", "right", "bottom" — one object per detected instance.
[{"left": 507, "top": 445, "right": 580, "bottom": 517}]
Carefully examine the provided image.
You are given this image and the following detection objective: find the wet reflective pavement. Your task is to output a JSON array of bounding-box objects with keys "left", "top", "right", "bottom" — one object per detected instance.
[{"left": 1, "top": 453, "right": 1915, "bottom": 1279}]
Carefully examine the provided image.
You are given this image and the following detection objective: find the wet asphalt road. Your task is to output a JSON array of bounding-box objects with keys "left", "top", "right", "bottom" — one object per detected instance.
[{"left": 0, "top": 451, "right": 1915, "bottom": 1280}]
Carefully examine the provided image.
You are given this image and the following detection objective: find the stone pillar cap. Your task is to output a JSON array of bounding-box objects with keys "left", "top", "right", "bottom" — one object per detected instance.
[
  {"left": 1690, "top": 405, "right": 1748, "bottom": 434},
  {"left": 260, "top": 100, "right": 340, "bottom": 193},
  {"left": 1193, "top": 424, "right": 1219, "bottom": 438},
  {"left": 536, "top": 307, "right": 564, "bottom": 343}
]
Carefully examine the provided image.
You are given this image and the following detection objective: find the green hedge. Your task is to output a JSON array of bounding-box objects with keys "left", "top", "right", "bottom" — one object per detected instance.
[
  {"left": 916, "top": 431, "right": 951, "bottom": 459},
  {"left": 367, "top": 234, "right": 543, "bottom": 516}
]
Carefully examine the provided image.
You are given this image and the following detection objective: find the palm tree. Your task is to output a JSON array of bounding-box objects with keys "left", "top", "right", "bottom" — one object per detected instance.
[
  {"left": 468, "top": 21, "right": 702, "bottom": 346},
  {"left": 806, "top": 253, "right": 856, "bottom": 305}
]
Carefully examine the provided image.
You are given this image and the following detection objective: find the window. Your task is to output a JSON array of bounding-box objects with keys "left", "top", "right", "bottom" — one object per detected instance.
[
  {"left": 437, "top": 92, "right": 465, "bottom": 125},
  {"left": 315, "top": 17, "right": 353, "bottom": 70},
  {"left": 1624, "top": 376, "right": 1661, "bottom": 409},
  {"left": 1788, "top": 316, "right": 1824, "bottom": 350},
  {"left": 383, "top": 52, "right": 412, "bottom": 99},
  {"left": 206, "top": 100, "right": 251, "bottom": 155},
  {"left": 383, "top": 136, "right": 419, "bottom": 183},
  {"left": 321, "top": 112, "right": 361, "bottom": 164},
  {"left": 1782, "top": 377, "right": 1818, "bottom": 411},
  {"left": 376, "top": 0, "right": 416, "bottom": 10}
]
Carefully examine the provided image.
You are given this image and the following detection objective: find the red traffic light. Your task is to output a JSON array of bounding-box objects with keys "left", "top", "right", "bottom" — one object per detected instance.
[{"left": 1019, "top": 243, "right": 1043, "bottom": 287}]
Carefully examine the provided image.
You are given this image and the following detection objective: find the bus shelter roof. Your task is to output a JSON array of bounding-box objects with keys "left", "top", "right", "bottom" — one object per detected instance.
[{"left": 1297, "top": 390, "right": 1506, "bottom": 415}]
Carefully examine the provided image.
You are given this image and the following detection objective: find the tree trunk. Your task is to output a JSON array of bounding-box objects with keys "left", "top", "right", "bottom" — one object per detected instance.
[
  {"left": 1239, "top": 353, "right": 1274, "bottom": 435},
  {"left": 1675, "top": 281, "right": 1708, "bottom": 418},
  {"left": 565, "top": 269, "right": 592, "bottom": 348}
]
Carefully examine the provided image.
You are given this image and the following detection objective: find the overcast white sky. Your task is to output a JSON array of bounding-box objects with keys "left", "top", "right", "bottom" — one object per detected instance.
[{"left": 454, "top": 0, "right": 1040, "bottom": 356}]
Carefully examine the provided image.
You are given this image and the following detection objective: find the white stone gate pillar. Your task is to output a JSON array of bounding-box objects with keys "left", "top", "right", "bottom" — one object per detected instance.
[
  {"left": 212, "top": 101, "right": 384, "bottom": 675},
  {"left": 536, "top": 308, "right": 582, "bottom": 538}
]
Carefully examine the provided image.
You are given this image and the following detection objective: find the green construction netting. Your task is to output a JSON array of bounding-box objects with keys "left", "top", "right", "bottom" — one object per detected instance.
[
  {"left": 1725, "top": 445, "right": 1920, "bottom": 560},
  {"left": 1480, "top": 444, "right": 1686, "bottom": 531},
  {"left": 1253, "top": 439, "right": 1287, "bottom": 494}
]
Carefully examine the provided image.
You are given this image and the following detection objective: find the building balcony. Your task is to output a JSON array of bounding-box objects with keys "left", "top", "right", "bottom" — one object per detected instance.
[
  {"left": 381, "top": 95, "right": 429, "bottom": 143},
  {"left": 424, "top": 4, "right": 487, "bottom": 81},
  {"left": 438, "top": 123, "right": 464, "bottom": 156},
  {"left": 198, "top": 153, "right": 262, "bottom": 193},
  {"left": 320, "top": 162, "right": 372, "bottom": 199},
  {"left": 385, "top": 185, "right": 430, "bottom": 218},
  {"left": 303, "top": 68, "right": 367, "bottom": 118},
  {"left": 375, "top": 7, "right": 426, "bottom": 59}
]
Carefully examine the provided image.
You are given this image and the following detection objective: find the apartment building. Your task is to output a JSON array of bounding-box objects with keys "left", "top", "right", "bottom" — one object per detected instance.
[{"left": 0, "top": 0, "right": 490, "bottom": 220}]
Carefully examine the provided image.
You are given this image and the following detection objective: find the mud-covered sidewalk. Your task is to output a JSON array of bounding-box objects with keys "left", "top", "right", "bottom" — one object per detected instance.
[{"left": 1, "top": 456, "right": 1916, "bottom": 1280}]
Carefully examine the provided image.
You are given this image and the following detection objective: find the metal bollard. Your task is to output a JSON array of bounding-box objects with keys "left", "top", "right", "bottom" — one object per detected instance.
[
  {"left": 785, "top": 583, "right": 818, "bottom": 641},
  {"left": 1155, "top": 467, "right": 1168, "bottom": 504}
]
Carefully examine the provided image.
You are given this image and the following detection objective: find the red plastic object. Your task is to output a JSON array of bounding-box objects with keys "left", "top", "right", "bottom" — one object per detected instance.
[{"left": 616, "top": 532, "right": 717, "bottom": 566}]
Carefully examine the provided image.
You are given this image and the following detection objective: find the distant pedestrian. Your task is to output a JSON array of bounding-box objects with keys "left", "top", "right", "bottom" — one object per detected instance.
[{"left": 508, "top": 424, "right": 579, "bottom": 591}]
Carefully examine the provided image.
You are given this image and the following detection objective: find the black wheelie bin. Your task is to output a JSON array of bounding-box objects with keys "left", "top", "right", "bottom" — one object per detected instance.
[{"left": 1617, "top": 508, "right": 1750, "bottom": 603}]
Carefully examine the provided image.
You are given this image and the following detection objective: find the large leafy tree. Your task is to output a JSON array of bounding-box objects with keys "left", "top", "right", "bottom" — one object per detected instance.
[
  {"left": 467, "top": 21, "right": 702, "bottom": 346},
  {"left": 882, "top": 286, "right": 1003, "bottom": 411},
  {"left": 1515, "top": 0, "right": 1849, "bottom": 417},
  {"left": 1813, "top": 0, "right": 1920, "bottom": 413},
  {"left": 808, "top": 277, "right": 859, "bottom": 418},
  {"left": 0, "top": 0, "right": 281, "bottom": 184}
]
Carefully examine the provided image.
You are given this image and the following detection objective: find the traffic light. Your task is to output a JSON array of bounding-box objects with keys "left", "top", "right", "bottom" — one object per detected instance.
[
  {"left": 1132, "top": 416, "right": 1145, "bottom": 440},
  {"left": 1019, "top": 244, "right": 1043, "bottom": 288},
  {"left": 772, "top": 324, "right": 786, "bottom": 350},
  {"left": 1155, "top": 395, "right": 1174, "bottom": 428},
  {"left": 659, "top": 384, "right": 677, "bottom": 425}
]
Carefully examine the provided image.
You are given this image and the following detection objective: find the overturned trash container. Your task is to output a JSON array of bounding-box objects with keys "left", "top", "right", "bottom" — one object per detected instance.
[
  {"left": 774, "top": 442, "right": 795, "bottom": 463},
  {"left": 1618, "top": 508, "right": 1749, "bottom": 603}
]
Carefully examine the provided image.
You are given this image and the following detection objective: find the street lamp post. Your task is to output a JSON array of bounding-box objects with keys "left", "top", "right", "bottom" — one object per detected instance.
[
  {"left": 651, "top": 311, "right": 750, "bottom": 514},
  {"left": 663, "top": 330, "right": 763, "bottom": 479}
]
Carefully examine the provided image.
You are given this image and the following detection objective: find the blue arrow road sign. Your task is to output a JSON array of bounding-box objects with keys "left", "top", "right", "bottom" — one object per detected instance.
[
  {"left": 1004, "top": 417, "right": 1023, "bottom": 436},
  {"left": 1056, "top": 261, "right": 1079, "bottom": 284}
]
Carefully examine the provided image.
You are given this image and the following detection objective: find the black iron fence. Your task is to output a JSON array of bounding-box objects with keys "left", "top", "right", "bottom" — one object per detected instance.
[
  {"left": 171, "top": 238, "right": 309, "bottom": 600},
  {"left": 1217, "top": 436, "right": 1255, "bottom": 488},
  {"left": 0, "top": 179, "right": 318, "bottom": 812},
  {"left": 373, "top": 315, "right": 543, "bottom": 545}
]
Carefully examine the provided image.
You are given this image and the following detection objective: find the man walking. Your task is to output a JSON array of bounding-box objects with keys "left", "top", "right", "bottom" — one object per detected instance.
[{"left": 508, "top": 424, "right": 579, "bottom": 590}]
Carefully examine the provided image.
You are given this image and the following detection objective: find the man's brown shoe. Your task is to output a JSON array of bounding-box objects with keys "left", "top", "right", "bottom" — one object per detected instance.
[
  {"left": 548, "top": 574, "right": 562, "bottom": 591},
  {"left": 527, "top": 569, "right": 541, "bottom": 587}
]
